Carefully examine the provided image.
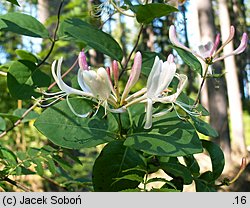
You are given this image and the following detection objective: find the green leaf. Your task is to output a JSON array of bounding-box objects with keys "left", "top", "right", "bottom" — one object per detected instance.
[
  {"left": 34, "top": 98, "right": 119, "bottom": 149},
  {"left": 16, "top": 151, "right": 26, "bottom": 161},
  {"left": 0, "top": 12, "right": 49, "bottom": 38},
  {"left": 0, "top": 117, "right": 6, "bottom": 133},
  {"left": 6, "top": 0, "right": 20, "bottom": 6},
  {"left": 33, "top": 158, "right": 44, "bottom": 176},
  {"left": 53, "top": 155, "right": 72, "bottom": 172},
  {"left": 0, "top": 147, "right": 18, "bottom": 166},
  {"left": 183, "top": 155, "right": 200, "bottom": 177},
  {"left": 15, "top": 49, "right": 38, "bottom": 63},
  {"left": 150, "top": 187, "right": 180, "bottom": 192},
  {"left": 177, "top": 92, "right": 209, "bottom": 116},
  {"left": 136, "top": 3, "right": 178, "bottom": 24},
  {"left": 113, "top": 174, "right": 144, "bottom": 184},
  {"left": 202, "top": 140, "right": 225, "bottom": 180},
  {"left": 146, "top": 177, "right": 177, "bottom": 189},
  {"left": 0, "top": 113, "right": 20, "bottom": 123},
  {"left": 92, "top": 140, "right": 146, "bottom": 192},
  {"left": 7, "top": 60, "right": 51, "bottom": 100},
  {"left": 13, "top": 108, "right": 39, "bottom": 123},
  {"left": 27, "top": 148, "right": 40, "bottom": 157},
  {"left": 160, "top": 162, "right": 193, "bottom": 185},
  {"left": 46, "top": 157, "right": 57, "bottom": 175},
  {"left": 124, "top": 112, "right": 203, "bottom": 157},
  {"left": 59, "top": 18, "right": 123, "bottom": 61},
  {"left": 171, "top": 46, "right": 203, "bottom": 75},
  {"left": 195, "top": 179, "right": 216, "bottom": 192},
  {"left": 195, "top": 171, "right": 216, "bottom": 192},
  {"left": 191, "top": 116, "right": 218, "bottom": 137}
]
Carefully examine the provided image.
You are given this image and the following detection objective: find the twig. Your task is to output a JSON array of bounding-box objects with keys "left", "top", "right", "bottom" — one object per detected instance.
[
  {"left": 119, "top": 25, "right": 144, "bottom": 79},
  {"left": 37, "top": 0, "right": 64, "bottom": 67},
  {"left": 3, "top": 177, "right": 32, "bottom": 192},
  {"left": 193, "top": 64, "right": 209, "bottom": 106},
  {"left": 0, "top": 100, "right": 41, "bottom": 138}
]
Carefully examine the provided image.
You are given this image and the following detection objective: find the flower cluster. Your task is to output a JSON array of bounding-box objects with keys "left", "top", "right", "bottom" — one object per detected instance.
[
  {"left": 49, "top": 50, "right": 188, "bottom": 129},
  {"left": 169, "top": 25, "right": 248, "bottom": 65},
  {"left": 48, "top": 25, "right": 247, "bottom": 129}
]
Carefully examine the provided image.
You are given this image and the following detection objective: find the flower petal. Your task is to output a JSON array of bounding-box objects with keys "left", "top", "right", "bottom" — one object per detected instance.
[
  {"left": 213, "top": 32, "right": 248, "bottom": 62},
  {"left": 144, "top": 98, "right": 153, "bottom": 129},
  {"left": 147, "top": 56, "right": 162, "bottom": 98},
  {"left": 54, "top": 57, "right": 93, "bottom": 97},
  {"left": 155, "top": 55, "right": 176, "bottom": 95},
  {"left": 78, "top": 51, "right": 89, "bottom": 70}
]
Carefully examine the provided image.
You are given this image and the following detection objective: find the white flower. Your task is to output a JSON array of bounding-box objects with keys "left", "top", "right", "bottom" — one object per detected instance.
[
  {"left": 144, "top": 55, "right": 187, "bottom": 129},
  {"left": 124, "top": 54, "right": 188, "bottom": 129},
  {"left": 47, "top": 51, "right": 125, "bottom": 117}
]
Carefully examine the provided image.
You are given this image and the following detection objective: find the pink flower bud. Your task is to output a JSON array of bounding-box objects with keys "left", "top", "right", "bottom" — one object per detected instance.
[
  {"left": 120, "top": 51, "right": 142, "bottom": 104},
  {"left": 78, "top": 51, "right": 89, "bottom": 70},
  {"left": 112, "top": 60, "right": 119, "bottom": 84}
]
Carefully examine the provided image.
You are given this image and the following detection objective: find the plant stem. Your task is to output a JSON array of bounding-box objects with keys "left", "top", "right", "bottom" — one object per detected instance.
[
  {"left": 3, "top": 177, "right": 32, "bottom": 192},
  {"left": 37, "top": 0, "right": 64, "bottom": 67},
  {"left": 117, "top": 113, "right": 123, "bottom": 139},
  {"left": 193, "top": 64, "right": 209, "bottom": 106}
]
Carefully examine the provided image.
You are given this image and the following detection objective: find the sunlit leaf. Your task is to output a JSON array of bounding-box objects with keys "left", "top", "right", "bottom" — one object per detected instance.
[
  {"left": 124, "top": 112, "right": 203, "bottom": 157},
  {"left": 0, "top": 12, "right": 49, "bottom": 38},
  {"left": 35, "top": 98, "right": 119, "bottom": 149},
  {"left": 202, "top": 140, "right": 225, "bottom": 180},
  {"left": 6, "top": 0, "right": 20, "bottom": 6},
  {"left": 191, "top": 116, "right": 218, "bottom": 137},
  {"left": 59, "top": 18, "right": 123, "bottom": 61},
  {"left": 7, "top": 60, "right": 50, "bottom": 100},
  {"left": 136, "top": 3, "right": 178, "bottom": 23},
  {"left": 15, "top": 49, "right": 38, "bottom": 63},
  {"left": 171, "top": 46, "right": 203, "bottom": 75}
]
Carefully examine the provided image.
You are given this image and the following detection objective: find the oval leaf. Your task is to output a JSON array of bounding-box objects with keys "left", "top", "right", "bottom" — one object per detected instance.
[
  {"left": 0, "top": 116, "right": 6, "bottom": 133},
  {"left": 92, "top": 140, "right": 145, "bottom": 191},
  {"left": 34, "top": 98, "right": 119, "bottom": 149},
  {"left": 201, "top": 140, "right": 225, "bottom": 180},
  {"left": 15, "top": 49, "right": 38, "bottom": 63},
  {"left": 59, "top": 18, "right": 123, "bottom": 61},
  {"left": 136, "top": 3, "right": 178, "bottom": 24},
  {"left": 171, "top": 45, "right": 203, "bottom": 75},
  {"left": 191, "top": 116, "right": 218, "bottom": 138},
  {"left": 124, "top": 112, "right": 203, "bottom": 157},
  {"left": 7, "top": 60, "right": 51, "bottom": 100},
  {"left": 0, "top": 12, "right": 49, "bottom": 38}
]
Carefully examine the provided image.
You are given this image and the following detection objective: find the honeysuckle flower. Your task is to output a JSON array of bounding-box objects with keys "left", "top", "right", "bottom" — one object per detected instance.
[
  {"left": 123, "top": 54, "right": 189, "bottom": 129},
  {"left": 169, "top": 25, "right": 248, "bottom": 65},
  {"left": 46, "top": 51, "right": 126, "bottom": 118},
  {"left": 144, "top": 55, "right": 189, "bottom": 129}
]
